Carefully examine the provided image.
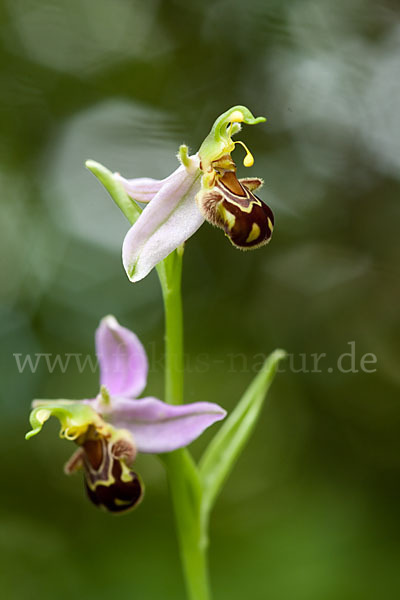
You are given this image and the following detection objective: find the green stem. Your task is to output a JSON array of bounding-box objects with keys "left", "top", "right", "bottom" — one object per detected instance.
[
  {"left": 156, "top": 250, "right": 184, "bottom": 406},
  {"left": 157, "top": 249, "right": 211, "bottom": 600},
  {"left": 162, "top": 451, "right": 210, "bottom": 600}
]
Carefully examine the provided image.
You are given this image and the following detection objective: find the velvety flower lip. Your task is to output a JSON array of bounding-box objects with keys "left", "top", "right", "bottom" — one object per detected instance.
[{"left": 119, "top": 155, "right": 203, "bottom": 282}]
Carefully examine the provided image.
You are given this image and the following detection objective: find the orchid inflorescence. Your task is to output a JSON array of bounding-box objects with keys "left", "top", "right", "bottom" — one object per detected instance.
[{"left": 26, "top": 105, "right": 283, "bottom": 600}]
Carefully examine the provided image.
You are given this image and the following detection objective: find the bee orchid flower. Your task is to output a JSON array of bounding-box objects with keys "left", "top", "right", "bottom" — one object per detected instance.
[
  {"left": 26, "top": 315, "right": 226, "bottom": 513},
  {"left": 116, "top": 106, "right": 274, "bottom": 282}
]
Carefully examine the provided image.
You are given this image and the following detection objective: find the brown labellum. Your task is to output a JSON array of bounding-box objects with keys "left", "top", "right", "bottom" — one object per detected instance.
[
  {"left": 65, "top": 429, "right": 143, "bottom": 514},
  {"left": 83, "top": 436, "right": 143, "bottom": 513},
  {"left": 197, "top": 170, "right": 274, "bottom": 249}
]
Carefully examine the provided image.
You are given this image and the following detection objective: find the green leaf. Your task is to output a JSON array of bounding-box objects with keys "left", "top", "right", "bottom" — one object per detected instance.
[
  {"left": 199, "top": 349, "right": 286, "bottom": 516},
  {"left": 85, "top": 159, "right": 141, "bottom": 225}
]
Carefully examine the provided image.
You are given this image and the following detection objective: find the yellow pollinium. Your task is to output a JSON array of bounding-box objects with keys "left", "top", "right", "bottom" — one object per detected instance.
[{"left": 234, "top": 140, "right": 254, "bottom": 167}]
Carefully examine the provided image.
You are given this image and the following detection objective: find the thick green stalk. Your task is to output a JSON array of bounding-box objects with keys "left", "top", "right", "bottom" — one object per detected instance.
[
  {"left": 157, "top": 250, "right": 211, "bottom": 600},
  {"left": 156, "top": 250, "right": 184, "bottom": 406},
  {"left": 161, "top": 451, "right": 210, "bottom": 600}
]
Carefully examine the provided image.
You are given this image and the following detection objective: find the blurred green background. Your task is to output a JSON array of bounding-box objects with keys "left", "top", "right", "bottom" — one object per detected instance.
[{"left": 1, "top": 0, "right": 400, "bottom": 598}]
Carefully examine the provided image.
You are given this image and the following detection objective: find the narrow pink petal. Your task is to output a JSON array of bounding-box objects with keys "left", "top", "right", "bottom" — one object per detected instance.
[
  {"left": 114, "top": 167, "right": 182, "bottom": 204},
  {"left": 122, "top": 160, "right": 204, "bottom": 282},
  {"left": 99, "top": 396, "right": 226, "bottom": 453},
  {"left": 95, "top": 316, "right": 148, "bottom": 398}
]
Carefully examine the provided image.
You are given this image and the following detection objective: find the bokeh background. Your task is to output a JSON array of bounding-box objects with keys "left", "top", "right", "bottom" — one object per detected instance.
[{"left": 1, "top": 0, "right": 400, "bottom": 598}]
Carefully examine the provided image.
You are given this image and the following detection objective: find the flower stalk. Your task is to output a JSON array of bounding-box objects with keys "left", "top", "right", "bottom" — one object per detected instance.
[
  {"left": 83, "top": 107, "right": 286, "bottom": 600},
  {"left": 156, "top": 249, "right": 184, "bottom": 406},
  {"left": 162, "top": 450, "right": 210, "bottom": 600},
  {"left": 158, "top": 249, "right": 211, "bottom": 600}
]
